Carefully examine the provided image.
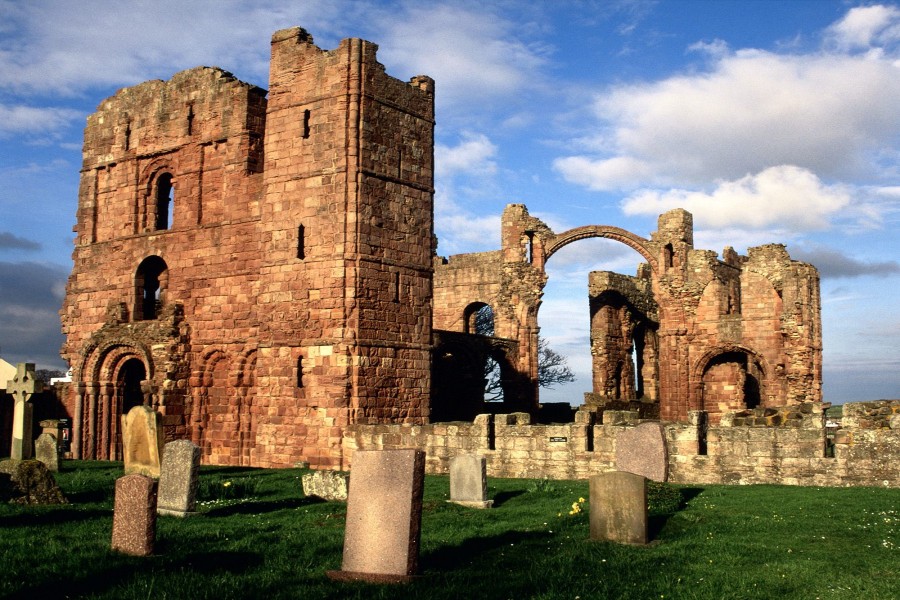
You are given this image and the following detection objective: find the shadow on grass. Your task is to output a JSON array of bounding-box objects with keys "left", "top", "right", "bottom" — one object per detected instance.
[
  {"left": 420, "top": 529, "right": 549, "bottom": 572},
  {"left": 648, "top": 485, "right": 705, "bottom": 540},
  {"left": 0, "top": 506, "right": 110, "bottom": 528},
  {"left": 203, "top": 496, "right": 320, "bottom": 517},
  {"left": 491, "top": 489, "right": 525, "bottom": 507}
]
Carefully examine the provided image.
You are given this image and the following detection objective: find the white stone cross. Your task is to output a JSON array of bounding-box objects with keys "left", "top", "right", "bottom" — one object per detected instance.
[{"left": 7, "top": 362, "right": 43, "bottom": 460}]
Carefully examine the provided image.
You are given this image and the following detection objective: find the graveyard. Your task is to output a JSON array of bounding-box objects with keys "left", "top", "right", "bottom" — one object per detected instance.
[{"left": 1, "top": 460, "right": 898, "bottom": 599}]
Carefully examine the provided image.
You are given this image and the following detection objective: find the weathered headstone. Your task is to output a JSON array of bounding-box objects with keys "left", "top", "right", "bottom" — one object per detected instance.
[
  {"left": 328, "top": 449, "right": 425, "bottom": 583},
  {"left": 34, "top": 433, "right": 60, "bottom": 472},
  {"left": 157, "top": 440, "right": 200, "bottom": 517},
  {"left": 7, "top": 363, "right": 42, "bottom": 460},
  {"left": 449, "top": 454, "right": 492, "bottom": 508},
  {"left": 111, "top": 473, "right": 158, "bottom": 556},
  {"left": 302, "top": 470, "right": 350, "bottom": 501},
  {"left": 589, "top": 471, "right": 648, "bottom": 545},
  {"left": 615, "top": 421, "right": 668, "bottom": 482},
  {"left": 0, "top": 459, "right": 67, "bottom": 505},
  {"left": 122, "top": 405, "right": 165, "bottom": 478}
]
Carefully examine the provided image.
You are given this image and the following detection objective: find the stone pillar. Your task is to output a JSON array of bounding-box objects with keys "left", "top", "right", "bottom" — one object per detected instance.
[{"left": 73, "top": 382, "right": 85, "bottom": 459}]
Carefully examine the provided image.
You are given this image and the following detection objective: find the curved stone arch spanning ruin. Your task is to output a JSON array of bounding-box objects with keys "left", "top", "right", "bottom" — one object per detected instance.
[
  {"left": 691, "top": 343, "right": 771, "bottom": 418},
  {"left": 545, "top": 225, "right": 658, "bottom": 272},
  {"left": 77, "top": 338, "right": 154, "bottom": 385}
]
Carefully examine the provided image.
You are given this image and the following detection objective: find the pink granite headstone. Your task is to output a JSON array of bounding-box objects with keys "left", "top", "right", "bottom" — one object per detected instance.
[
  {"left": 111, "top": 474, "right": 158, "bottom": 556},
  {"left": 328, "top": 449, "right": 425, "bottom": 583},
  {"left": 615, "top": 421, "right": 668, "bottom": 482}
]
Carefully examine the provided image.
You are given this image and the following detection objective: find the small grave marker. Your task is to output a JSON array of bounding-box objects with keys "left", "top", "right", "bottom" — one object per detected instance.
[
  {"left": 589, "top": 471, "right": 649, "bottom": 545},
  {"left": 449, "top": 454, "right": 492, "bottom": 508},
  {"left": 34, "top": 433, "right": 60, "bottom": 472},
  {"left": 157, "top": 440, "right": 200, "bottom": 517}
]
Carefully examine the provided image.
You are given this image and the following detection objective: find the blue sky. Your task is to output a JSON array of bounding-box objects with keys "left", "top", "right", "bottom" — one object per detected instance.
[{"left": 0, "top": 0, "right": 897, "bottom": 403}]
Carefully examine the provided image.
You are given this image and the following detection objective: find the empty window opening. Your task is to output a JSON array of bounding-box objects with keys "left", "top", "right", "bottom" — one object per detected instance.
[
  {"left": 664, "top": 243, "right": 674, "bottom": 269},
  {"left": 302, "top": 109, "right": 311, "bottom": 139},
  {"left": 124, "top": 122, "right": 131, "bottom": 151},
  {"left": 465, "top": 303, "right": 494, "bottom": 336},
  {"left": 393, "top": 271, "right": 401, "bottom": 303},
  {"left": 155, "top": 173, "right": 174, "bottom": 230},
  {"left": 296, "top": 224, "right": 305, "bottom": 259},
  {"left": 135, "top": 256, "right": 168, "bottom": 320},
  {"left": 397, "top": 149, "right": 403, "bottom": 178},
  {"left": 523, "top": 231, "right": 535, "bottom": 264}
]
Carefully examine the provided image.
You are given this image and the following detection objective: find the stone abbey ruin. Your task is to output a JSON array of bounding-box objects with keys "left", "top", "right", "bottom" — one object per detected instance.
[{"left": 57, "top": 27, "right": 898, "bottom": 486}]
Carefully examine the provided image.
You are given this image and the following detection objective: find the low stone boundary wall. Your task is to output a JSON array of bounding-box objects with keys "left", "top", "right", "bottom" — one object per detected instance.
[{"left": 342, "top": 401, "right": 900, "bottom": 487}]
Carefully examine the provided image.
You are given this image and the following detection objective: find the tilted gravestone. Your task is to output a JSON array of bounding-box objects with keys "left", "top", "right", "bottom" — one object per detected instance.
[
  {"left": 328, "top": 449, "right": 426, "bottom": 583},
  {"left": 589, "top": 471, "right": 649, "bottom": 545},
  {"left": 615, "top": 421, "right": 668, "bottom": 482},
  {"left": 7, "top": 363, "right": 43, "bottom": 460},
  {"left": 122, "top": 405, "right": 165, "bottom": 478},
  {"left": 0, "top": 459, "right": 67, "bottom": 505},
  {"left": 449, "top": 454, "right": 492, "bottom": 508},
  {"left": 34, "top": 433, "right": 60, "bottom": 472},
  {"left": 157, "top": 440, "right": 200, "bottom": 517},
  {"left": 111, "top": 473, "right": 158, "bottom": 556}
]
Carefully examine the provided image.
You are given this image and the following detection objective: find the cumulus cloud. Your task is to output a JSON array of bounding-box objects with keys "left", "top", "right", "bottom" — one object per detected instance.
[
  {"left": 374, "top": 4, "right": 549, "bottom": 116},
  {"left": 435, "top": 132, "right": 498, "bottom": 178},
  {"left": 826, "top": 4, "right": 900, "bottom": 51},
  {"left": 0, "top": 104, "right": 81, "bottom": 138},
  {"left": 554, "top": 5, "right": 900, "bottom": 207},
  {"left": 621, "top": 165, "right": 850, "bottom": 232}
]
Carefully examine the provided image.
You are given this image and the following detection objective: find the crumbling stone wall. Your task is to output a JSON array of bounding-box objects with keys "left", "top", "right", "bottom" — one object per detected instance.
[
  {"left": 433, "top": 204, "right": 822, "bottom": 424},
  {"left": 61, "top": 27, "right": 434, "bottom": 469},
  {"left": 345, "top": 399, "right": 900, "bottom": 487}
]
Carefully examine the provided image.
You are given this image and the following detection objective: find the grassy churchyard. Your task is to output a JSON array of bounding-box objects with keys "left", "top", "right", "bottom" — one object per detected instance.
[{"left": 1, "top": 462, "right": 897, "bottom": 599}]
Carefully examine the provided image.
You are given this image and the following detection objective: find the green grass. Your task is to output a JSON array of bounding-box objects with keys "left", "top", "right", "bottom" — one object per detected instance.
[{"left": 1, "top": 462, "right": 897, "bottom": 599}]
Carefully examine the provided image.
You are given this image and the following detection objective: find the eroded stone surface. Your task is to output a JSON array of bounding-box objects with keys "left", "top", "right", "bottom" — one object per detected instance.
[
  {"left": 615, "top": 422, "right": 668, "bottom": 482},
  {"left": 301, "top": 470, "right": 349, "bottom": 501},
  {"left": 122, "top": 406, "right": 164, "bottom": 478},
  {"left": 449, "top": 454, "right": 492, "bottom": 508},
  {"left": 157, "top": 440, "right": 200, "bottom": 516},
  {"left": 589, "top": 471, "right": 648, "bottom": 545},
  {"left": 0, "top": 459, "right": 67, "bottom": 505}
]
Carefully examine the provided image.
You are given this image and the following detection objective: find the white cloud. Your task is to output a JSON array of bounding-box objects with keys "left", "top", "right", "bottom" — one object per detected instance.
[
  {"left": 435, "top": 132, "right": 497, "bottom": 178},
  {"left": 553, "top": 155, "right": 659, "bottom": 191},
  {"left": 826, "top": 4, "right": 900, "bottom": 51},
  {"left": 0, "top": 104, "right": 81, "bottom": 137},
  {"left": 621, "top": 165, "right": 851, "bottom": 232},
  {"left": 374, "top": 4, "right": 549, "bottom": 116}
]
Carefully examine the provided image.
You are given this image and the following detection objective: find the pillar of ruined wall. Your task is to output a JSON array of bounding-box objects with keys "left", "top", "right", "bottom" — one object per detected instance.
[
  {"left": 254, "top": 28, "right": 435, "bottom": 468},
  {"left": 61, "top": 67, "right": 266, "bottom": 459}
]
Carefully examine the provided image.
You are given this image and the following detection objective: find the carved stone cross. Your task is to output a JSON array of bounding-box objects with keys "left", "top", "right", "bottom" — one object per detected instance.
[{"left": 7, "top": 362, "right": 43, "bottom": 460}]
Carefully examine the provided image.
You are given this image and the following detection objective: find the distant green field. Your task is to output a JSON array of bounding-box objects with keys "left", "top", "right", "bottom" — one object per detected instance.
[{"left": 1, "top": 461, "right": 897, "bottom": 599}]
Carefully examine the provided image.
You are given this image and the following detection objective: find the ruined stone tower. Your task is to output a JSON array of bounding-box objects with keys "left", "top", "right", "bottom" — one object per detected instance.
[{"left": 61, "top": 28, "right": 435, "bottom": 468}]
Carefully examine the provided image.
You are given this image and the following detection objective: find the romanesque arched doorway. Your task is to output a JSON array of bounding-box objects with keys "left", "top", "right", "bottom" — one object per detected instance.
[
  {"left": 700, "top": 350, "right": 766, "bottom": 424},
  {"left": 114, "top": 357, "right": 146, "bottom": 459}
]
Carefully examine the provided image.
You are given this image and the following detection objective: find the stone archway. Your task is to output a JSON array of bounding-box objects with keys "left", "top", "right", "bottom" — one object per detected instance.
[{"left": 114, "top": 358, "right": 146, "bottom": 459}]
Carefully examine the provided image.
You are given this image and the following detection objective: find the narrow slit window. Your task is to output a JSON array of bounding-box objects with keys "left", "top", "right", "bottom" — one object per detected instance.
[
  {"left": 124, "top": 122, "right": 131, "bottom": 151},
  {"left": 302, "top": 109, "right": 311, "bottom": 139},
  {"left": 155, "top": 173, "right": 174, "bottom": 230},
  {"left": 297, "top": 224, "right": 305, "bottom": 259},
  {"left": 297, "top": 356, "right": 304, "bottom": 388},
  {"left": 393, "top": 271, "right": 401, "bottom": 303},
  {"left": 186, "top": 104, "right": 195, "bottom": 136}
]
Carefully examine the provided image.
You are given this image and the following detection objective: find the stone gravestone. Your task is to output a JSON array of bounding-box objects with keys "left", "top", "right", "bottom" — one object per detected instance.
[
  {"left": 0, "top": 459, "right": 67, "bottom": 505},
  {"left": 111, "top": 473, "right": 158, "bottom": 556},
  {"left": 122, "top": 405, "right": 165, "bottom": 478},
  {"left": 615, "top": 421, "right": 668, "bottom": 482},
  {"left": 448, "top": 454, "right": 492, "bottom": 508},
  {"left": 7, "top": 363, "right": 43, "bottom": 460},
  {"left": 589, "top": 471, "right": 648, "bottom": 545},
  {"left": 328, "top": 449, "right": 426, "bottom": 583},
  {"left": 157, "top": 440, "right": 200, "bottom": 517},
  {"left": 302, "top": 470, "right": 350, "bottom": 501},
  {"left": 34, "top": 433, "right": 60, "bottom": 472}
]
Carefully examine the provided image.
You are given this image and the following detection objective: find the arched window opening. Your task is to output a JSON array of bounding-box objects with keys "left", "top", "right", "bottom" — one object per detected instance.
[
  {"left": 116, "top": 358, "right": 146, "bottom": 459},
  {"left": 663, "top": 243, "right": 674, "bottom": 269},
  {"left": 155, "top": 173, "right": 174, "bottom": 230},
  {"left": 134, "top": 256, "right": 168, "bottom": 320},
  {"left": 464, "top": 302, "right": 494, "bottom": 336}
]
